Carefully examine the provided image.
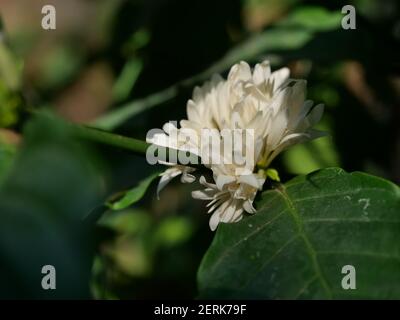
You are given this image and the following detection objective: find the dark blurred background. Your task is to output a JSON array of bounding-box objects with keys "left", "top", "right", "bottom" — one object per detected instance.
[{"left": 0, "top": 0, "right": 399, "bottom": 299}]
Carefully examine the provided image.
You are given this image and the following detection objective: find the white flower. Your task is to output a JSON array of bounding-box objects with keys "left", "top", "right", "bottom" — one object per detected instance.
[{"left": 146, "top": 60, "right": 325, "bottom": 230}]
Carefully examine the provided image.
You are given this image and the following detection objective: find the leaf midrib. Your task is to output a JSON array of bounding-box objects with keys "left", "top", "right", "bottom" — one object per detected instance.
[{"left": 276, "top": 185, "right": 334, "bottom": 299}]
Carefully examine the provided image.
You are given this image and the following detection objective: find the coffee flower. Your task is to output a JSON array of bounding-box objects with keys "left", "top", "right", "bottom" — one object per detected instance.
[{"left": 146, "top": 60, "right": 325, "bottom": 230}]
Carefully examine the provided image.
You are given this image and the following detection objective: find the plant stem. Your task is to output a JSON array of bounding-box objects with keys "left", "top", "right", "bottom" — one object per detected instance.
[
  {"left": 27, "top": 110, "right": 204, "bottom": 169},
  {"left": 71, "top": 123, "right": 204, "bottom": 169},
  {"left": 71, "top": 124, "right": 149, "bottom": 155}
]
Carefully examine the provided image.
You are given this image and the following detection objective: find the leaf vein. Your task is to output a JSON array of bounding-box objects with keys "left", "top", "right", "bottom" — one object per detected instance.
[
  {"left": 275, "top": 186, "right": 334, "bottom": 299},
  {"left": 293, "top": 275, "right": 318, "bottom": 299}
]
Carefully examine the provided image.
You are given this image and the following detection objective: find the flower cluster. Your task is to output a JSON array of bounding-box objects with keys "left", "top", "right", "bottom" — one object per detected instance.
[{"left": 147, "top": 60, "right": 325, "bottom": 231}]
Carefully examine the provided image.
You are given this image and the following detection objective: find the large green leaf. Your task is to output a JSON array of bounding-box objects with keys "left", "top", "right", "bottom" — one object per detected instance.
[{"left": 198, "top": 168, "right": 400, "bottom": 299}]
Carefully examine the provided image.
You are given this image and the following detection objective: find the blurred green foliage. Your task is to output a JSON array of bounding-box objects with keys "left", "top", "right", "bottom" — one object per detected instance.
[
  {"left": 0, "top": 136, "right": 16, "bottom": 183},
  {"left": 0, "top": 115, "right": 105, "bottom": 298},
  {"left": 277, "top": 6, "right": 343, "bottom": 31},
  {"left": 93, "top": 208, "right": 199, "bottom": 299},
  {"left": 0, "top": 82, "right": 21, "bottom": 127},
  {"left": 0, "top": 27, "right": 22, "bottom": 127}
]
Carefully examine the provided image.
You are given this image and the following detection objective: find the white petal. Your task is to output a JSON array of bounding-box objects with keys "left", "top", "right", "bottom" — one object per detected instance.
[
  {"left": 186, "top": 100, "right": 201, "bottom": 123},
  {"left": 181, "top": 172, "right": 196, "bottom": 183},
  {"left": 209, "top": 199, "right": 231, "bottom": 230},
  {"left": 192, "top": 188, "right": 215, "bottom": 200},
  {"left": 267, "top": 106, "right": 288, "bottom": 148},
  {"left": 199, "top": 176, "right": 217, "bottom": 189},
  {"left": 307, "top": 104, "right": 324, "bottom": 126},
  {"left": 156, "top": 168, "right": 183, "bottom": 198},
  {"left": 209, "top": 210, "right": 221, "bottom": 231},
  {"left": 162, "top": 122, "right": 178, "bottom": 134},
  {"left": 192, "top": 86, "right": 203, "bottom": 102},
  {"left": 291, "top": 100, "right": 313, "bottom": 130},
  {"left": 228, "top": 61, "right": 251, "bottom": 84},
  {"left": 253, "top": 60, "right": 271, "bottom": 85},
  {"left": 210, "top": 73, "right": 224, "bottom": 86},
  {"left": 287, "top": 80, "right": 307, "bottom": 123},
  {"left": 216, "top": 175, "right": 236, "bottom": 190},
  {"left": 232, "top": 210, "right": 244, "bottom": 222},
  {"left": 243, "top": 199, "right": 256, "bottom": 213},
  {"left": 264, "top": 133, "right": 309, "bottom": 167},
  {"left": 157, "top": 160, "right": 177, "bottom": 166},
  {"left": 220, "top": 200, "right": 237, "bottom": 223},
  {"left": 307, "top": 128, "right": 328, "bottom": 140},
  {"left": 238, "top": 174, "right": 261, "bottom": 189},
  {"left": 270, "top": 67, "right": 290, "bottom": 91},
  {"left": 146, "top": 132, "right": 168, "bottom": 146}
]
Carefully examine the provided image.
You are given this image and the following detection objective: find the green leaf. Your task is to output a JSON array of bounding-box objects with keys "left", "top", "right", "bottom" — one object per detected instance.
[
  {"left": 107, "top": 171, "right": 160, "bottom": 210},
  {"left": 112, "top": 58, "right": 143, "bottom": 103},
  {"left": 277, "top": 7, "right": 343, "bottom": 32},
  {"left": 198, "top": 168, "right": 400, "bottom": 299}
]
